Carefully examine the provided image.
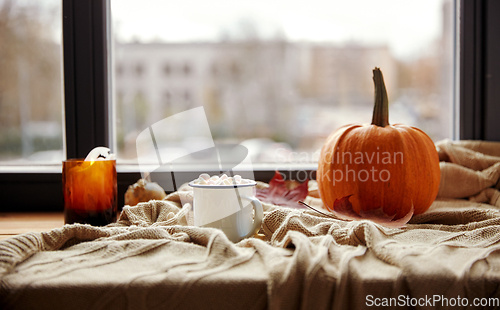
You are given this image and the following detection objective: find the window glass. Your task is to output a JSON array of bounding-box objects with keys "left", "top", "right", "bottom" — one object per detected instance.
[
  {"left": 0, "top": 0, "right": 63, "bottom": 165},
  {"left": 111, "top": 0, "right": 455, "bottom": 164}
]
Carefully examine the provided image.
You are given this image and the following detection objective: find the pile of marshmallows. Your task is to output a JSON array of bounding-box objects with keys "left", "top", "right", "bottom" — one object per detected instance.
[{"left": 191, "top": 173, "right": 253, "bottom": 186}]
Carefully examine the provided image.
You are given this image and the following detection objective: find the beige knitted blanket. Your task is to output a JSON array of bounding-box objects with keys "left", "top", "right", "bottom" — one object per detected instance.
[{"left": 2, "top": 139, "right": 500, "bottom": 309}]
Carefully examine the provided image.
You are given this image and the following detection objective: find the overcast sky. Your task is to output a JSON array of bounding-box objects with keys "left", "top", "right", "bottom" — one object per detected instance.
[
  {"left": 111, "top": 0, "right": 450, "bottom": 60},
  {"left": 17, "top": 0, "right": 450, "bottom": 60}
]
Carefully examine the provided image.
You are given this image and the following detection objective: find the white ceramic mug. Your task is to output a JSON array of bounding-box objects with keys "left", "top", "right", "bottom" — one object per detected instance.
[{"left": 189, "top": 181, "right": 263, "bottom": 242}]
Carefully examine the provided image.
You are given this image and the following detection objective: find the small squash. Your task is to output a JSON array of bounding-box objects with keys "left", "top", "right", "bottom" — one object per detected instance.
[
  {"left": 317, "top": 68, "right": 440, "bottom": 220},
  {"left": 124, "top": 178, "right": 167, "bottom": 206}
]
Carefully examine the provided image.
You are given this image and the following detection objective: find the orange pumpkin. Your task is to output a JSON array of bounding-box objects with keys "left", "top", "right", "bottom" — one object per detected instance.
[{"left": 317, "top": 68, "right": 440, "bottom": 220}]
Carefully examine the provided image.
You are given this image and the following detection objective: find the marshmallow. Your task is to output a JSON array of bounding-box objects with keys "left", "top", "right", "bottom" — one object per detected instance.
[
  {"left": 191, "top": 173, "right": 253, "bottom": 186},
  {"left": 199, "top": 173, "right": 210, "bottom": 181}
]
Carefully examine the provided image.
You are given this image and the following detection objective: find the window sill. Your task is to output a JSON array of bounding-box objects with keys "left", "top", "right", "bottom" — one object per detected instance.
[
  {"left": 0, "top": 163, "right": 317, "bottom": 212},
  {"left": 0, "top": 162, "right": 318, "bottom": 173},
  {"left": 0, "top": 212, "right": 64, "bottom": 241}
]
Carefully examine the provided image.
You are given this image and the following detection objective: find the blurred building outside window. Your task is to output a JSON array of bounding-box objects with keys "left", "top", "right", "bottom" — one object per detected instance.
[
  {"left": 0, "top": 0, "right": 456, "bottom": 168},
  {"left": 0, "top": 0, "right": 63, "bottom": 165},
  {"left": 112, "top": 0, "right": 456, "bottom": 166}
]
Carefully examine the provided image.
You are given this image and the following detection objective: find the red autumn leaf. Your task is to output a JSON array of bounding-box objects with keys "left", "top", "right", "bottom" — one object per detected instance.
[
  {"left": 328, "top": 195, "right": 359, "bottom": 218},
  {"left": 324, "top": 195, "right": 413, "bottom": 228},
  {"left": 256, "top": 171, "right": 309, "bottom": 209}
]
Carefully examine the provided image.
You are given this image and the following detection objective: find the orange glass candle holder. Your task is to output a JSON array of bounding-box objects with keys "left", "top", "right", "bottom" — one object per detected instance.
[{"left": 63, "top": 159, "right": 117, "bottom": 226}]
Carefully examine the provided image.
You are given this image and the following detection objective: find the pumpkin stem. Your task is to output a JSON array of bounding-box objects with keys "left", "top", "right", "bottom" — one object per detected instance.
[{"left": 371, "top": 67, "right": 390, "bottom": 127}]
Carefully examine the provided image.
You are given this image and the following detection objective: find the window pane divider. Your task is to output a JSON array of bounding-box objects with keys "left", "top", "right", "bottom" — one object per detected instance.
[{"left": 63, "top": 0, "right": 110, "bottom": 159}]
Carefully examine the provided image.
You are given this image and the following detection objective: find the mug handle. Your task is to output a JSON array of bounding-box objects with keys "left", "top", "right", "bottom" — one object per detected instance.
[{"left": 240, "top": 196, "right": 263, "bottom": 239}]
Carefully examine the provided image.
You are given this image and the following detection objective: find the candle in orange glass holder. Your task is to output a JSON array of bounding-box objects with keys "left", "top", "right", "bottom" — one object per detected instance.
[{"left": 63, "top": 159, "right": 117, "bottom": 226}]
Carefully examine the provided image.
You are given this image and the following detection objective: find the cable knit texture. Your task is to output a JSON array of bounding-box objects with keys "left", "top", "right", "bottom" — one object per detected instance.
[{"left": 2, "top": 139, "right": 500, "bottom": 309}]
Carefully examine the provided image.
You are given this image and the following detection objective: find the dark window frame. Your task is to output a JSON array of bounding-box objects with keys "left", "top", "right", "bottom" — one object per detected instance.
[
  {"left": 1, "top": 0, "right": 497, "bottom": 212},
  {"left": 459, "top": 0, "right": 500, "bottom": 140}
]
